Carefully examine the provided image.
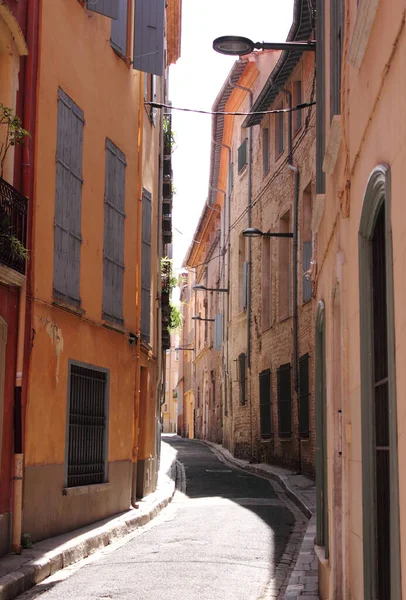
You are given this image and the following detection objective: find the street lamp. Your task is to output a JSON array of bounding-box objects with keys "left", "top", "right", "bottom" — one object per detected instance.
[
  {"left": 243, "top": 227, "right": 293, "bottom": 239},
  {"left": 212, "top": 36, "right": 316, "bottom": 57},
  {"left": 192, "top": 315, "right": 215, "bottom": 322},
  {"left": 193, "top": 284, "right": 229, "bottom": 293}
]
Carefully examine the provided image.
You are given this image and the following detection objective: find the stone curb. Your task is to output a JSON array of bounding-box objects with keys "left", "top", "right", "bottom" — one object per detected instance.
[
  {"left": 0, "top": 458, "right": 178, "bottom": 600},
  {"left": 199, "top": 440, "right": 314, "bottom": 519}
]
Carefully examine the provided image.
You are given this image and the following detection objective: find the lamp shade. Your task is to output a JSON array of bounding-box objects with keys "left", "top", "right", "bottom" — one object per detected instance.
[{"left": 212, "top": 36, "right": 255, "bottom": 56}]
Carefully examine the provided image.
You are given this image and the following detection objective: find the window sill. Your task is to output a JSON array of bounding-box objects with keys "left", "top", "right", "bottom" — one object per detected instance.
[
  {"left": 63, "top": 482, "right": 110, "bottom": 497},
  {"left": 314, "top": 543, "right": 329, "bottom": 567},
  {"left": 279, "top": 314, "right": 292, "bottom": 324},
  {"left": 53, "top": 298, "right": 85, "bottom": 317},
  {"left": 275, "top": 149, "right": 284, "bottom": 161},
  {"left": 238, "top": 165, "right": 248, "bottom": 177},
  {"left": 347, "top": 0, "right": 379, "bottom": 69},
  {"left": 259, "top": 436, "right": 273, "bottom": 443},
  {"left": 102, "top": 318, "right": 127, "bottom": 335},
  {"left": 279, "top": 437, "right": 292, "bottom": 442}
]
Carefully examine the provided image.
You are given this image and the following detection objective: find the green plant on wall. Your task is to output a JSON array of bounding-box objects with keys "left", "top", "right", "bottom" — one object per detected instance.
[
  {"left": 163, "top": 115, "right": 176, "bottom": 153},
  {"left": 0, "top": 104, "right": 30, "bottom": 179},
  {"left": 0, "top": 202, "right": 29, "bottom": 262},
  {"left": 168, "top": 301, "right": 182, "bottom": 333},
  {"left": 161, "top": 256, "right": 177, "bottom": 293}
]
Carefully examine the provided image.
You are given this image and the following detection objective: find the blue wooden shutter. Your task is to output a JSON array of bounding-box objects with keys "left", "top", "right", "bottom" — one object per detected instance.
[
  {"left": 86, "top": 0, "right": 119, "bottom": 19},
  {"left": 133, "top": 0, "right": 165, "bottom": 76},
  {"left": 303, "top": 241, "right": 312, "bottom": 302},
  {"left": 141, "top": 189, "right": 152, "bottom": 342},
  {"left": 214, "top": 313, "right": 223, "bottom": 351},
  {"left": 103, "top": 138, "right": 126, "bottom": 324},
  {"left": 111, "top": 0, "right": 128, "bottom": 56},
  {"left": 54, "top": 88, "right": 84, "bottom": 306}
]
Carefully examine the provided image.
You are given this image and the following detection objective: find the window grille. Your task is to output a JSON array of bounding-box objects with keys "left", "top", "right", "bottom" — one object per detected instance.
[
  {"left": 299, "top": 354, "right": 310, "bottom": 437},
  {"left": 277, "top": 363, "right": 291, "bottom": 437},
  {"left": 67, "top": 363, "right": 108, "bottom": 488},
  {"left": 259, "top": 369, "right": 272, "bottom": 438}
]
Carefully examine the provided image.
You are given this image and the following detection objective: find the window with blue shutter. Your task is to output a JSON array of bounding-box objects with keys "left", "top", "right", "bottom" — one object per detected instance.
[
  {"left": 54, "top": 88, "right": 84, "bottom": 306},
  {"left": 133, "top": 0, "right": 165, "bottom": 76},
  {"left": 111, "top": 0, "right": 128, "bottom": 56},
  {"left": 103, "top": 138, "right": 126, "bottom": 325},
  {"left": 259, "top": 369, "right": 272, "bottom": 438},
  {"left": 277, "top": 363, "right": 292, "bottom": 437},
  {"left": 86, "top": 0, "right": 119, "bottom": 19},
  {"left": 141, "top": 188, "right": 152, "bottom": 343}
]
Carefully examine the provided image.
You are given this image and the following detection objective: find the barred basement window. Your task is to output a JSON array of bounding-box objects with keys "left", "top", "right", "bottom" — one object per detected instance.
[
  {"left": 259, "top": 369, "right": 272, "bottom": 438},
  {"left": 277, "top": 363, "right": 292, "bottom": 437},
  {"left": 299, "top": 354, "right": 310, "bottom": 438},
  {"left": 66, "top": 362, "right": 109, "bottom": 488}
]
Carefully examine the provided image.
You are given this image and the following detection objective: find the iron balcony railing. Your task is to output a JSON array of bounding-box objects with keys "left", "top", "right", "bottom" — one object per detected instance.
[{"left": 0, "top": 176, "right": 28, "bottom": 274}]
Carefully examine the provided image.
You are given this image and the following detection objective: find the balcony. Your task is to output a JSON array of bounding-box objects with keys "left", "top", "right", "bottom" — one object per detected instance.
[{"left": 0, "top": 176, "right": 28, "bottom": 277}]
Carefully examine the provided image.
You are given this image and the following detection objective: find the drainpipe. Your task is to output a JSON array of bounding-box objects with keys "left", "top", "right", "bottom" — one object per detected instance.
[
  {"left": 232, "top": 81, "right": 253, "bottom": 456},
  {"left": 283, "top": 88, "right": 301, "bottom": 474},
  {"left": 12, "top": 0, "right": 39, "bottom": 555}
]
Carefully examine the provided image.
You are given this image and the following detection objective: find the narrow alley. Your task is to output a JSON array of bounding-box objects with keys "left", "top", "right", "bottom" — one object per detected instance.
[{"left": 14, "top": 438, "right": 307, "bottom": 600}]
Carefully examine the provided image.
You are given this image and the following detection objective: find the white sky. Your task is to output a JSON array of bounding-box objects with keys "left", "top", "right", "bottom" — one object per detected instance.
[{"left": 169, "top": 0, "right": 295, "bottom": 273}]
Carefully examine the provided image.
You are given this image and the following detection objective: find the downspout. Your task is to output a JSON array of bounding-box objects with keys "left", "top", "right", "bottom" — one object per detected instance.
[
  {"left": 13, "top": 0, "right": 39, "bottom": 555},
  {"left": 283, "top": 87, "right": 301, "bottom": 474},
  {"left": 231, "top": 79, "right": 253, "bottom": 456},
  {"left": 131, "top": 72, "right": 144, "bottom": 506}
]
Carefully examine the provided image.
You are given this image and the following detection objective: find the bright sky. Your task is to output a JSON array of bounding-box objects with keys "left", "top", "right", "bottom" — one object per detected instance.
[{"left": 169, "top": 0, "right": 295, "bottom": 274}]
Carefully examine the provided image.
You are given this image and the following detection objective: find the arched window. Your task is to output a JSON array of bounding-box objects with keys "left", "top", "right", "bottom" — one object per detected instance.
[{"left": 359, "top": 164, "right": 401, "bottom": 599}]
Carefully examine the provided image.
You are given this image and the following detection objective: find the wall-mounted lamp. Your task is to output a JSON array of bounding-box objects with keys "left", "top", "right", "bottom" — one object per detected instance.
[
  {"left": 192, "top": 315, "right": 215, "bottom": 322},
  {"left": 193, "top": 284, "right": 229, "bottom": 293},
  {"left": 242, "top": 227, "right": 294, "bottom": 239},
  {"left": 212, "top": 35, "right": 316, "bottom": 57}
]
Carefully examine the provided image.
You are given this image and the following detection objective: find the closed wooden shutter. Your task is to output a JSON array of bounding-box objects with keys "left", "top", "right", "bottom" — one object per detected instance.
[
  {"left": 214, "top": 313, "right": 223, "bottom": 351},
  {"left": 133, "top": 0, "right": 165, "bottom": 76},
  {"left": 259, "top": 369, "right": 272, "bottom": 438},
  {"left": 299, "top": 354, "right": 310, "bottom": 437},
  {"left": 103, "top": 138, "right": 126, "bottom": 324},
  {"left": 54, "top": 88, "right": 84, "bottom": 306},
  {"left": 277, "top": 363, "right": 292, "bottom": 437},
  {"left": 303, "top": 240, "right": 312, "bottom": 302},
  {"left": 86, "top": 0, "right": 119, "bottom": 19},
  {"left": 111, "top": 0, "right": 128, "bottom": 56},
  {"left": 141, "top": 188, "right": 152, "bottom": 342},
  {"left": 239, "top": 353, "right": 246, "bottom": 405},
  {"left": 263, "top": 127, "right": 269, "bottom": 175}
]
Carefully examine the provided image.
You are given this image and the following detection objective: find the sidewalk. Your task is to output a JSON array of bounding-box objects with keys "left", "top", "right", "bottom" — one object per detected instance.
[
  {"left": 200, "top": 440, "right": 319, "bottom": 600},
  {"left": 0, "top": 440, "right": 178, "bottom": 600}
]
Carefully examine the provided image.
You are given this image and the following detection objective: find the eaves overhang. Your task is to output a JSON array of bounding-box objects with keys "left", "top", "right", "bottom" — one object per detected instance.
[{"left": 242, "top": 0, "right": 313, "bottom": 128}]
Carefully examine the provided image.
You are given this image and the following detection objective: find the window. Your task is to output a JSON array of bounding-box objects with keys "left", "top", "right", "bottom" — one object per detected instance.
[
  {"left": 85, "top": 0, "right": 118, "bottom": 18},
  {"left": 144, "top": 73, "right": 157, "bottom": 125},
  {"left": 262, "top": 127, "right": 269, "bottom": 175},
  {"left": 277, "top": 363, "right": 291, "bottom": 437},
  {"left": 279, "top": 211, "right": 291, "bottom": 320},
  {"left": 330, "top": 0, "right": 344, "bottom": 119},
  {"left": 238, "top": 353, "right": 247, "bottom": 405},
  {"left": 237, "top": 139, "right": 247, "bottom": 173},
  {"left": 228, "top": 160, "right": 234, "bottom": 191},
  {"left": 141, "top": 189, "right": 152, "bottom": 343},
  {"left": 110, "top": 0, "right": 128, "bottom": 57},
  {"left": 293, "top": 80, "right": 303, "bottom": 132},
  {"left": 262, "top": 237, "right": 272, "bottom": 330},
  {"left": 133, "top": 0, "right": 165, "bottom": 76},
  {"left": 259, "top": 369, "right": 272, "bottom": 438},
  {"left": 54, "top": 89, "right": 84, "bottom": 306},
  {"left": 66, "top": 362, "right": 109, "bottom": 487},
  {"left": 299, "top": 354, "right": 310, "bottom": 437},
  {"left": 302, "top": 186, "right": 312, "bottom": 303},
  {"left": 103, "top": 139, "right": 126, "bottom": 324},
  {"left": 275, "top": 107, "right": 284, "bottom": 157}
]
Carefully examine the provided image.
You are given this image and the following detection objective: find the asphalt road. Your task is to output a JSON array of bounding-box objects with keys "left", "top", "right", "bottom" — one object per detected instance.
[{"left": 19, "top": 437, "right": 299, "bottom": 600}]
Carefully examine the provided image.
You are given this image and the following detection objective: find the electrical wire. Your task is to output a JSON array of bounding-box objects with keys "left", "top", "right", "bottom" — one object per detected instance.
[{"left": 145, "top": 101, "right": 316, "bottom": 117}]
